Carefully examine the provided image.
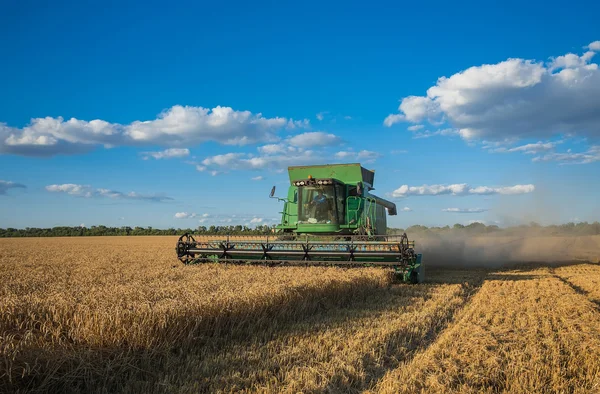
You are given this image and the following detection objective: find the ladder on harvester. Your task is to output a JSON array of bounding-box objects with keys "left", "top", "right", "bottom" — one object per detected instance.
[{"left": 346, "top": 196, "right": 377, "bottom": 236}]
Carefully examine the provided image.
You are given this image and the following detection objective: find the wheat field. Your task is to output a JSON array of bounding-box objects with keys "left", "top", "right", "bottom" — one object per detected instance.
[{"left": 1, "top": 236, "right": 600, "bottom": 393}]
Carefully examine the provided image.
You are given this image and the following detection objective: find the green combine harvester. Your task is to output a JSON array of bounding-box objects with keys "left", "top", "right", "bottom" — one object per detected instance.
[{"left": 176, "top": 163, "right": 423, "bottom": 283}]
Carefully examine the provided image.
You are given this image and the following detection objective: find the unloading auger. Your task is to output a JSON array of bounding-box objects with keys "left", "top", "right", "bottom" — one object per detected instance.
[{"left": 175, "top": 163, "right": 423, "bottom": 283}]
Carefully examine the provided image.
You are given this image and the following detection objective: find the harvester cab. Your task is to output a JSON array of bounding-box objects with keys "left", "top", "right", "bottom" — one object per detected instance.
[
  {"left": 176, "top": 163, "right": 423, "bottom": 284},
  {"left": 271, "top": 163, "right": 397, "bottom": 237}
]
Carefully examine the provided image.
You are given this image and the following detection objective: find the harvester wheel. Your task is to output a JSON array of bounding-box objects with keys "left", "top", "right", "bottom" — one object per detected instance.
[
  {"left": 176, "top": 233, "right": 197, "bottom": 264},
  {"left": 410, "top": 270, "right": 419, "bottom": 284}
]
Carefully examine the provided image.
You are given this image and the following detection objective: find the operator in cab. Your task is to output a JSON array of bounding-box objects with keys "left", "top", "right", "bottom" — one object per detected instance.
[
  {"left": 310, "top": 189, "right": 329, "bottom": 221},
  {"left": 313, "top": 190, "right": 327, "bottom": 205}
]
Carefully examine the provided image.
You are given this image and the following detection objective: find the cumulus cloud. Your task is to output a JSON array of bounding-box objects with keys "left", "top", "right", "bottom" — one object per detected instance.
[
  {"left": 250, "top": 217, "right": 263, "bottom": 224},
  {"left": 46, "top": 184, "right": 173, "bottom": 202},
  {"left": 196, "top": 130, "right": 380, "bottom": 174},
  {"left": 141, "top": 148, "right": 190, "bottom": 160},
  {"left": 384, "top": 41, "right": 600, "bottom": 145},
  {"left": 391, "top": 183, "right": 534, "bottom": 198},
  {"left": 0, "top": 105, "right": 309, "bottom": 157},
  {"left": 198, "top": 137, "right": 377, "bottom": 173},
  {"left": 258, "top": 144, "right": 289, "bottom": 155},
  {"left": 589, "top": 41, "right": 600, "bottom": 51},
  {"left": 288, "top": 131, "right": 341, "bottom": 147},
  {"left": 251, "top": 176, "right": 264, "bottom": 181},
  {"left": 175, "top": 212, "right": 197, "bottom": 219},
  {"left": 442, "top": 208, "right": 489, "bottom": 213},
  {"left": 400, "top": 206, "right": 412, "bottom": 212},
  {"left": 0, "top": 180, "right": 26, "bottom": 195},
  {"left": 200, "top": 150, "right": 319, "bottom": 172}
]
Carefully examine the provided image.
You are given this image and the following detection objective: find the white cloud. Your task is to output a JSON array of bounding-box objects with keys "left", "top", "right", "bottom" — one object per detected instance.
[
  {"left": 288, "top": 131, "right": 341, "bottom": 147},
  {"left": 391, "top": 183, "right": 534, "bottom": 198},
  {"left": 200, "top": 148, "right": 319, "bottom": 172},
  {"left": 0, "top": 180, "right": 26, "bottom": 195},
  {"left": 258, "top": 144, "right": 287, "bottom": 155},
  {"left": 334, "top": 151, "right": 353, "bottom": 159},
  {"left": 492, "top": 141, "right": 561, "bottom": 154},
  {"left": 198, "top": 135, "right": 380, "bottom": 174},
  {"left": 413, "top": 128, "right": 459, "bottom": 139},
  {"left": 141, "top": 148, "right": 190, "bottom": 160},
  {"left": 589, "top": 41, "right": 600, "bottom": 51},
  {"left": 202, "top": 153, "right": 245, "bottom": 167},
  {"left": 532, "top": 146, "right": 600, "bottom": 164},
  {"left": 400, "top": 207, "right": 412, "bottom": 212},
  {"left": 251, "top": 176, "right": 264, "bottom": 181},
  {"left": 390, "top": 149, "right": 408, "bottom": 154},
  {"left": 316, "top": 111, "right": 328, "bottom": 121},
  {"left": 384, "top": 43, "right": 600, "bottom": 145},
  {"left": 442, "top": 208, "right": 489, "bottom": 213},
  {"left": 383, "top": 114, "right": 404, "bottom": 127},
  {"left": 343, "top": 115, "right": 352, "bottom": 120},
  {"left": 250, "top": 217, "right": 263, "bottom": 224},
  {"left": 549, "top": 52, "right": 595, "bottom": 71},
  {"left": 407, "top": 124, "right": 424, "bottom": 131},
  {"left": 334, "top": 150, "right": 381, "bottom": 163},
  {"left": 46, "top": 184, "right": 173, "bottom": 202},
  {"left": 175, "top": 212, "right": 197, "bottom": 219},
  {"left": 0, "top": 105, "right": 309, "bottom": 157}
]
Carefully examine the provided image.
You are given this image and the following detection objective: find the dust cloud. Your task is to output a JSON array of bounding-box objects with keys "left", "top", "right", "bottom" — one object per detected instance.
[{"left": 412, "top": 233, "right": 600, "bottom": 268}]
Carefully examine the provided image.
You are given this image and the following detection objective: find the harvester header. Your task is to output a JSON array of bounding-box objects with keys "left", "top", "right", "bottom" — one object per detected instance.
[{"left": 175, "top": 163, "right": 423, "bottom": 283}]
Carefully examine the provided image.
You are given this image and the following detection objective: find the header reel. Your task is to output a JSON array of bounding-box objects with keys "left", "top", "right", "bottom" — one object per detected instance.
[{"left": 175, "top": 232, "right": 423, "bottom": 283}]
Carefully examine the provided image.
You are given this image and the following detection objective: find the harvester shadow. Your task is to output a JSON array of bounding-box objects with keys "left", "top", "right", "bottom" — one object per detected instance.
[
  {"left": 6, "top": 269, "right": 457, "bottom": 393},
  {"left": 7, "top": 267, "right": 492, "bottom": 393}
]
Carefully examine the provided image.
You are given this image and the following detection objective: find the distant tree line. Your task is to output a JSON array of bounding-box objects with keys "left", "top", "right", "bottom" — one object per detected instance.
[
  {"left": 0, "top": 225, "right": 276, "bottom": 238},
  {"left": 1, "top": 221, "right": 600, "bottom": 238}
]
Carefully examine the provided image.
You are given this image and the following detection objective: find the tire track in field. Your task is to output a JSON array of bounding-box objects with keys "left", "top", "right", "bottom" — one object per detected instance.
[
  {"left": 552, "top": 267, "right": 600, "bottom": 311},
  {"left": 349, "top": 269, "right": 488, "bottom": 393},
  {"left": 370, "top": 265, "right": 600, "bottom": 393},
  {"left": 360, "top": 276, "right": 486, "bottom": 391}
]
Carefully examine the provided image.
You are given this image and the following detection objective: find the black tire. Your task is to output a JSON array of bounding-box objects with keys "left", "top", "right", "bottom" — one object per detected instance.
[{"left": 410, "top": 270, "right": 419, "bottom": 284}]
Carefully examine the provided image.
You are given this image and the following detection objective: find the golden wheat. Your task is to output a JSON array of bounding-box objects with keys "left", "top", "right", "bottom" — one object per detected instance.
[
  {"left": 1, "top": 236, "right": 600, "bottom": 393},
  {"left": 372, "top": 266, "right": 600, "bottom": 393}
]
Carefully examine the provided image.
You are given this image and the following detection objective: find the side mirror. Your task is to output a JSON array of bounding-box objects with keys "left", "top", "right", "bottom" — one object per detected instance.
[
  {"left": 356, "top": 182, "right": 363, "bottom": 196},
  {"left": 270, "top": 186, "right": 276, "bottom": 198}
]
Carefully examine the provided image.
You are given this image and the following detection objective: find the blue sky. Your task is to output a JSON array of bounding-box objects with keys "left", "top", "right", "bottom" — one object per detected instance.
[{"left": 1, "top": 0, "right": 599, "bottom": 229}]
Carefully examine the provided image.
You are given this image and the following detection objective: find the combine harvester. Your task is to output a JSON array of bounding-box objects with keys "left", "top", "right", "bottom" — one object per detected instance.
[{"left": 176, "top": 163, "right": 423, "bottom": 283}]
